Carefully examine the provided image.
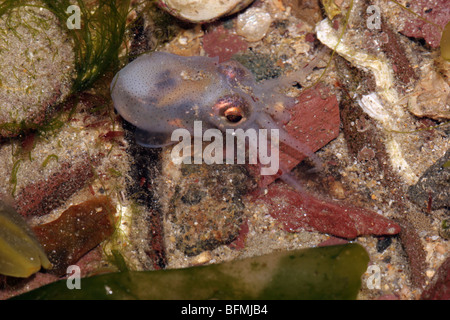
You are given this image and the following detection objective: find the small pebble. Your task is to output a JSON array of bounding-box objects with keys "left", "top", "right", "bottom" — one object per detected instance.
[
  {"left": 435, "top": 243, "right": 446, "bottom": 255},
  {"left": 329, "top": 180, "right": 346, "bottom": 199},
  {"left": 191, "top": 251, "right": 212, "bottom": 266},
  {"left": 376, "top": 237, "right": 392, "bottom": 253},
  {"left": 236, "top": 8, "right": 272, "bottom": 42},
  {"left": 425, "top": 269, "right": 435, "bottom": 279}
]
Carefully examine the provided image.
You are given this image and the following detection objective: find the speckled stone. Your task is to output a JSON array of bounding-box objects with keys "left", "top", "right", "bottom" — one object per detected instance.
[
  {"left": 0, "top": 4, "right": 75, "bottom": 138},
  {"left": 167, "top": 162, "right": 255, "bottom": 256}
]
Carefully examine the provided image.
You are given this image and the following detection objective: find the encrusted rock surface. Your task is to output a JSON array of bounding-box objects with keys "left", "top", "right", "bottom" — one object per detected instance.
[{"left": 0, "top": 4, "right": 75, "bottom": 138}]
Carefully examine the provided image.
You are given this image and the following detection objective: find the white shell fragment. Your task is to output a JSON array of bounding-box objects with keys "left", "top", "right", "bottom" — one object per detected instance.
[
  {"left": 316, "top": 18, "right": 419, "bottom": 184},
  {"left": 158, "top": 0, "right": 255, "bottom": 23},
  {"left": 316, "top": 18, "right": 398, "bottom": 106},
  {"left": 358, "top": 93, "right": 418, "bottom": 184},
  {"left": 236, "top": 7, "right": 273, "bottom": 42}
]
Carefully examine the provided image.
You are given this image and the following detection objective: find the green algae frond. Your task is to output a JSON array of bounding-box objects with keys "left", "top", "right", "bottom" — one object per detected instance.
[
  {"left": 0, "top": 200, "right": 52, "bottom": 278},
  {"left": 0, "top": 0, "right": 176, "bottom": 94},
  {"left": 441, "top": 21, "right": 450, "bottom": 61},
  {"left": 321, "top": 0, "right": 341, "bottom": 20},
  {"left": 0, "top": 0, "right": 130, "bottom": 126},
  {"left": 41, "top": 154, "right": 59, "bottom": 168},
  {"left": 15, "top": 243, "right": 369, "bottom": 300},
  {"left": 40, "top": 0, "right": 131, "bottom": 92},
  {"left": 9, "top": 159, "right": 22, "bottom": 197}
]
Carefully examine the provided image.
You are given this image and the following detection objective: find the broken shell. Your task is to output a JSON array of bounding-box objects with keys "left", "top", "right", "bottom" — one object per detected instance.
[
  {"left": 408, "top": 71, "right": 450, "bottom": 120},
  {"left": 157, "top": 0, "right": 255, "bottom": 23}
]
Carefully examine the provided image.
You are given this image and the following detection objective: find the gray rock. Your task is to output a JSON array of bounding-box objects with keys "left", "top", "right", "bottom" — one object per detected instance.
[{"left": 408, "top": 150, "right": 450, "bottom": 210}]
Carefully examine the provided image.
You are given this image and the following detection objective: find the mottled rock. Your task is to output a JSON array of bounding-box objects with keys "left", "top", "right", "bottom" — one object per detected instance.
[
  {"left": 284, "top": 0, "right": 322, "bottom": 26},
  {"left": 168, "top": 163, "right": 255, "bottom": 256},
  {"left": 408, "top": 150, "right": 450, "bottom": 210},
  {"left": 14, "top": 160, "right": 95, "bottom": 218},
  {"left": 236, "top": 7, "right": 272, "bottom": 42},
  {"left": 157, "top": 0, "right": 254, "bottom": 23},
  {"left": 376, "top": 236, "right": 393, "bottom": 253},
  {"left": 227, "top": 219, "right": 249, "bottom": 250},
  {"left": 232, "top": 51, "right": 282, "bottom": 81}
]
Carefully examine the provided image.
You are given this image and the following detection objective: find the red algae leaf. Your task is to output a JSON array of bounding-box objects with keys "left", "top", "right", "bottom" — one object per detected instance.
[
  {"left": 227, "top": 219, "right": 249, "bottom": 250},
  {"left": 259, "top": 84, "right": 340, "bottom": 188},
  {"left": 399, "top": 0, "right": 450, "bottom": 48},
  {"left": 203, "top": 25, "right": 248, "bottom": 62},
  {"left": 281, "top": 84, "right": 340, "bottom": 160},
  {"left": 398, "top": 220, "right": 428, "bottom": 288},
  {"left": 421, "top": 257, "right": 450, "bottom": 300},
  {"left": 258, "top": 182, "right": 401, "bottom": 239},
  {"left": 32, "top": 196, "right": 116, "bottom": 275}
]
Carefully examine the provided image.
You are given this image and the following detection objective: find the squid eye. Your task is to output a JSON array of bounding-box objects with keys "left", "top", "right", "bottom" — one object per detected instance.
[
  {"left": 212, "top": 95, "right": 250, "bottom": 126},
  {"left": 224, "top": 106, "right": 243, "bottom": 123}
]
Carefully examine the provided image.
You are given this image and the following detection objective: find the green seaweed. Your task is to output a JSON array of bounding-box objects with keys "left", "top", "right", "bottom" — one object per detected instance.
[
  {"left": 41, "top": 154, "right": 59, "bottom": 168},
  {"left": 440, "top": 219, "right": 450, "bottom": 239},
  {"left": 14, "top": 243, "right": 369, "bottom": 300},
  {"left": 306, "top": 0, "right": 354, "bottom": 90},
  {"left": 387, "top": 121, "right": 450, "bottom": 134},
  {"left": 442, "top": 219, "right": 449, "bottom": 229},
  {"left": 108, "top": 167, "right": 122, "bottom": 178},
  {"left": 39, "top": 0, "right": 131, "bottom": 92},
  {"left": 441, "top": 21, "right": 450, "bottom": 61},
  {"left": 0, "top": 0, "right": 130, "bottom": 137},
  {"left": 321, "top": 0, "right": 341, "bottom": 20},
  {"left": 9, "top": 159, "right": 22, "bottom": 197},
  {"left": 106, "top": 249, "right": 129, "bottom": 272}
]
